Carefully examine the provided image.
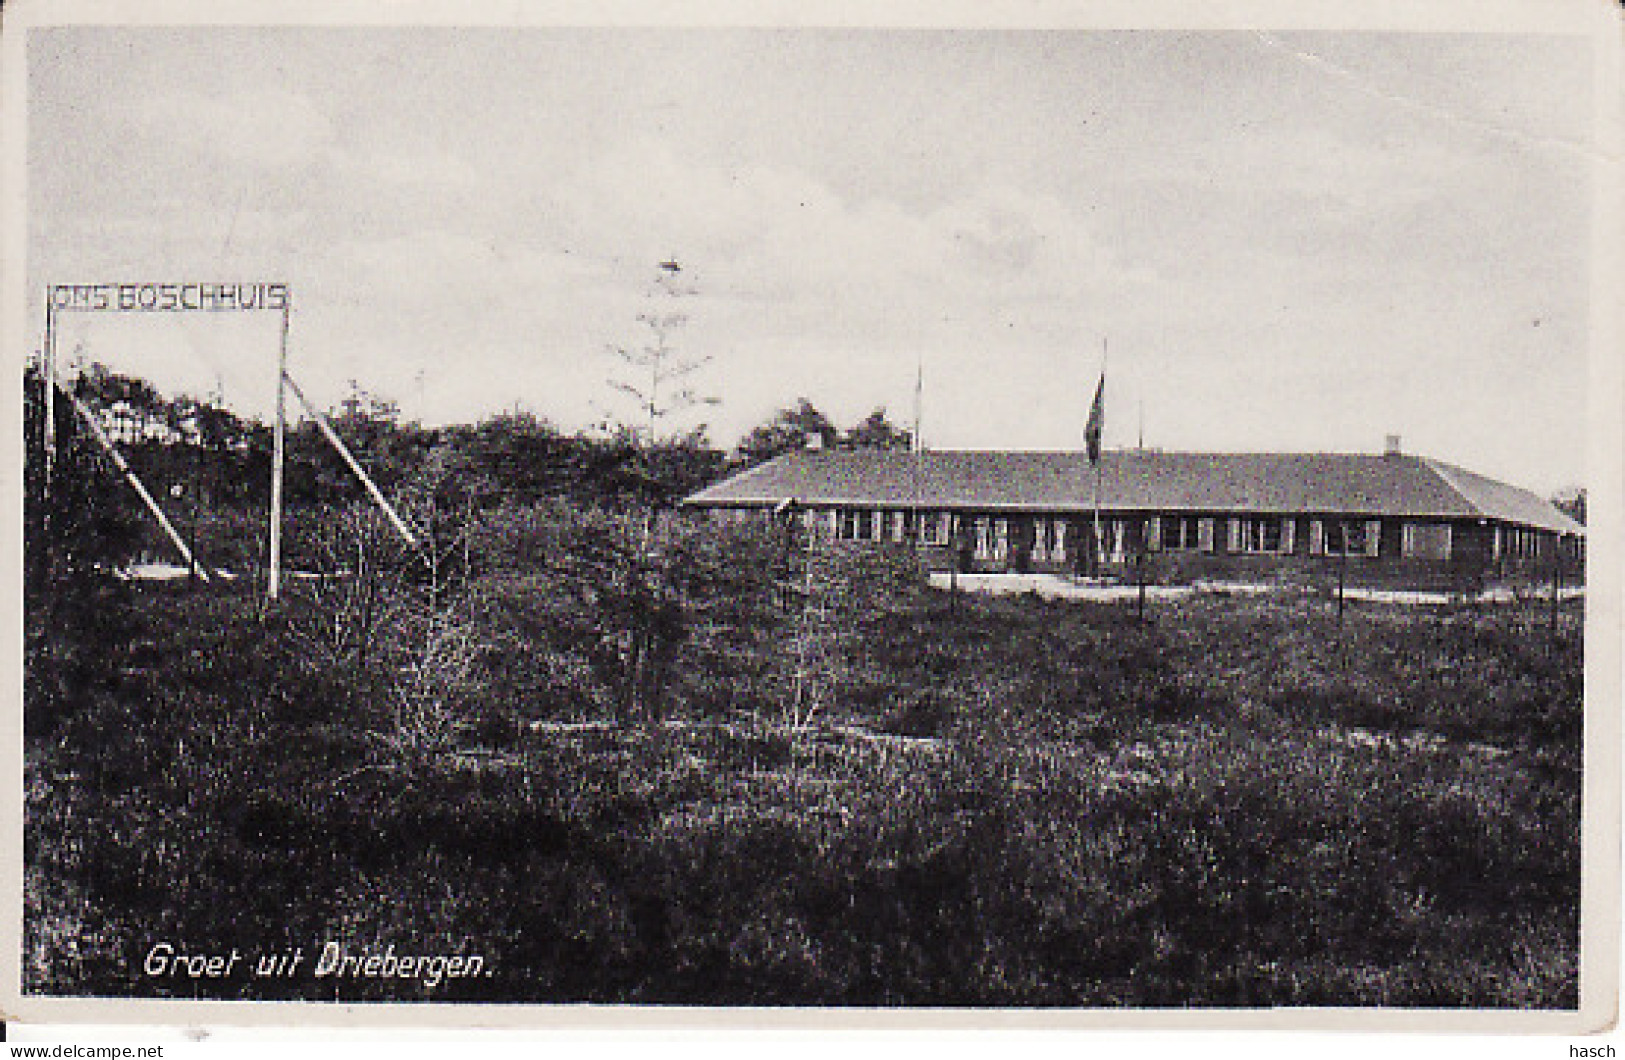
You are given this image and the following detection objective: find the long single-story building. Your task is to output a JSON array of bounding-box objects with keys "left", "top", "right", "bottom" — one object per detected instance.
[{"left": 681, "top": 442, "right": 1584, "bottom": 591}]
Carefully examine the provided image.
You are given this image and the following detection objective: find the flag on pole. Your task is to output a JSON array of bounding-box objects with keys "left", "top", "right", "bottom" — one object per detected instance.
[
  {"left": 1085, "top": 371, "right": 1106, "bottom": 465},
  {"left": 913, "top": 352, "right": 924, "bottom": 454}
]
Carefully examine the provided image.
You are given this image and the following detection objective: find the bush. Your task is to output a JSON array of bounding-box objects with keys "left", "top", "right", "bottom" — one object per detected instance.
[{"left": 23, "top": 505, "right": 1580, "bottom": 1006}]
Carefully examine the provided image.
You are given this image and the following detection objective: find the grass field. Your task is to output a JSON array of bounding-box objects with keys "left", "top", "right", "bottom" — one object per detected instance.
[{"left": 24, "top": 524, "right": 1582, "bottom": 1007}]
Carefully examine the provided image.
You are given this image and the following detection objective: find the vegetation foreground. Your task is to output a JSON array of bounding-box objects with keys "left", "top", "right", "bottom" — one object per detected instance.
[{"left": 25, "top": 510, "right": 1580, "bottom": 1007}]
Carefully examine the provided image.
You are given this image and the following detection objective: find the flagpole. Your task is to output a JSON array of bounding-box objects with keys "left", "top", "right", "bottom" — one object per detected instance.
[
  {"left": 1091, "top": 338, "right": 1107, "bottom": 576},
  {"left": 1093, "top": 459, "right": 1103, "bottom": 577},
  {"left": 912, "top": 349, "right": 924, "bottom": 550}
]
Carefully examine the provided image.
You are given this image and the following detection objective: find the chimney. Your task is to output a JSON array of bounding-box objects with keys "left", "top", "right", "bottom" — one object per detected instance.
[
  {"left": 805, "top": 431, "right": 824, "bottom": 451},
  {"left": 1384, "top": 434, "right": 1402, "bottom": 457}
]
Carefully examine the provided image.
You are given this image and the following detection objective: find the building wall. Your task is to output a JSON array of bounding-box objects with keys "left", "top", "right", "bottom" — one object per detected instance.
[{"left": 689, "top": 504, "right": 1581, "bottom": 589}]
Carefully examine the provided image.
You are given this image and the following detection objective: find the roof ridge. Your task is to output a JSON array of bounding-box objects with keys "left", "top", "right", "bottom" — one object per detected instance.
[
  {"left": 687, "top": 451, "right": 799, "bottom": 499},
  {"left": 1413, "top": 456, "right": 1487, "bottom": 519},
  {"left": 1419, "top": 456, "right": 1582, "bottom": 534}
]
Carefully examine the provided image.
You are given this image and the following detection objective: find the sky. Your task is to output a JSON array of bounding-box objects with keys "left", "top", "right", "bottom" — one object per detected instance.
[{"left": 25, "top": 25, "right": 1599, "bottom": 492}]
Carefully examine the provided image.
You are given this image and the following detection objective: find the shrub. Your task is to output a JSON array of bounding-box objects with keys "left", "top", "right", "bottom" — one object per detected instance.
[{"left": 23, "top": 511, "right": 1580, "bottom": 1007}]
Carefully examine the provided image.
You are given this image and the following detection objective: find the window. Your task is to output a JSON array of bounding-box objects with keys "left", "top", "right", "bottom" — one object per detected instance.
[
  {"left": 1232, "top": 517, "right": 1288, "bottom": 554},
  {"left": 1163, "top": 516, "right": 1207, "bottom": 552},
  {"left": 1323, "top": 520, "right": 1358, "bottom": 556},
  {"left": 805, "top": 508, "right": 834, "bottom": 538},
  {"left": 920, "top": 512, "right": 953, "bottom": 546},
  {"left": 890, "top": 511, "right": 907, "bottom": 543},
  {"left": 835, "top": 508, "right": 884, "bottom": 542},
  {"left": 973, "top": 517, "right": 1009, "bottom": 561},
  {"left": 1503, "top": 526, "right": 1546, "bottom": 559},
  {"left": 1033, "top": 518, "right": 1069, "bottom": 563},
  {"left": 1323, "top": 519, "right": 1381, "bottom": 557},
  {"left": 1401, "top": 522, "right": 1452, "bottom": 560}
]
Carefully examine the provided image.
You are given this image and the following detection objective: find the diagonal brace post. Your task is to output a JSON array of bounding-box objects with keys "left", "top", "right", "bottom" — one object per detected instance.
[
  {"left": 65, "top": 388, "right": 211, "bottom": 581},
  {"left": 280, "top": 371, "right": 419, "bottom": 549}
]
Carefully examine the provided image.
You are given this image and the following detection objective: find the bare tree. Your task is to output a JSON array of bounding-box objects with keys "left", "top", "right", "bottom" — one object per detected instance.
[{"left": 603, "top": 260, "right": 719, "bottom": 443}]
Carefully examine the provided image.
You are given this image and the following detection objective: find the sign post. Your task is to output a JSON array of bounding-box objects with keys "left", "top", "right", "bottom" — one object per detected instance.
[
  {"left": 270, "top": 301, "right": 290, "bottom": 600},
  {"left": 42, "top": 291, "right": 57, "bottom": 499},
  {"left": 42, "top": 283, "right": 291, "bottom": 599}
]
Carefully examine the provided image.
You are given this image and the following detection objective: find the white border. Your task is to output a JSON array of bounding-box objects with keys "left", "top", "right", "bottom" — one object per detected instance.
[{"left": 3, "top": 0, "right": 1619, "bottom": 1034}]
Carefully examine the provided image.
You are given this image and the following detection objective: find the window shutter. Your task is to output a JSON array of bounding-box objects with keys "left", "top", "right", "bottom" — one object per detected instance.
[
  {"left": 1054, "top": 520, "right": 1068, "bottom": 560},
  {"left": 1364, "top": 519, "right": 1381, "bottom": 557},
  {"left": 1198, "top": 517, "right": 1215, "bottom": 553},
  {"left": 1309, "top": 519, "right": 1324, "bottom": 555},
  {"left": 1146, "top": 516, "right": 1162, "bottom": 552},
  {"left": 1280, "top": 518, "right": 1295, "bottom": 554},
  {"left": 1227, "top": 518, "right": 1241, "bottom": 552}
]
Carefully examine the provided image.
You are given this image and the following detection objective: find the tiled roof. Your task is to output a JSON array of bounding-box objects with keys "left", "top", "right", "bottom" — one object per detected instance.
[
  {"left": 683, "top": 449, "right": 1583, "bottom": 534},
  {"left": 1421, "top": 458, "right": 1584, "bottom": 535}
]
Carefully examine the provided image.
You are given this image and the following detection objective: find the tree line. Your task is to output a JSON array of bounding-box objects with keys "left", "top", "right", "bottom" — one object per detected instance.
[{"left": 23, "top": 362, "right": 912, "bottom": 576}]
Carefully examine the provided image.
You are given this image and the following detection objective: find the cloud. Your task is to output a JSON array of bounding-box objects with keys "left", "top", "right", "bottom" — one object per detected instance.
[
  {"left": 336, "top": 147, "right": 481, "bottom": 190},
  {"left": 547, "top": 139, "right": 1144, "bottom": 330},
  {"left": 133, "top": 88, "right": 334, "bottom": 171},
  {"left": 314, "top": 228, "right": 605, "bottom": 312}
]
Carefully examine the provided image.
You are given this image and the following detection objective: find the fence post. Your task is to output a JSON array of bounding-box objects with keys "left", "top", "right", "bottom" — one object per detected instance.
[{"left": 1550, "top": 541, "right": 1561, "bottom": 639}]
